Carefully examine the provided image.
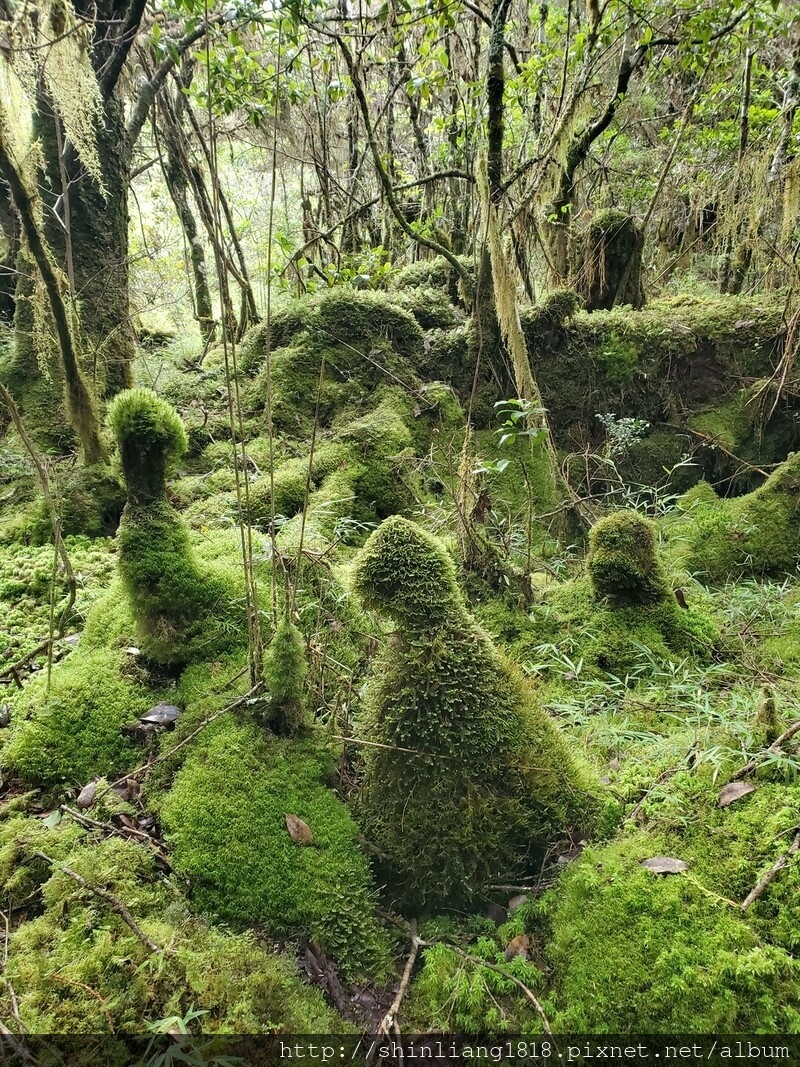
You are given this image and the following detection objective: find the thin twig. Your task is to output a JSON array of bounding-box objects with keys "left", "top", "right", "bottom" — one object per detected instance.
[
  {"left": 741, "top": 831, "right": 800, "bottom": 913},
  {"left": 1, "top": 909, "right": 23, "bottom": 1031},
  {"left": 731, "top": 720, "right": 800, "bottom": 780},
  {"left": 377, "top": 921, "right": 420, "bottom": 1039},
  {"left": 418, "top": 939, "right": 556, "bottom": 1039},
  {"left": 33, "top": 852, "right": 162, "bottom": 954}
]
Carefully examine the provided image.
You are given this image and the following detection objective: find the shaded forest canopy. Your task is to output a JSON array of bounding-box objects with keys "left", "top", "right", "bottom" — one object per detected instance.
[{"left": 1, "top": 0, "right": 800, "bottom": 1047}]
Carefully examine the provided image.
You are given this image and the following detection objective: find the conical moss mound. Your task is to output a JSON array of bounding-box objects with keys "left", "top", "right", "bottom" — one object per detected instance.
[
  {"left": 352, "top": 516, "right": 601, "bottom": 912},
  {"left": 108, "top": 389, "right": 242, "bottom": 664}
]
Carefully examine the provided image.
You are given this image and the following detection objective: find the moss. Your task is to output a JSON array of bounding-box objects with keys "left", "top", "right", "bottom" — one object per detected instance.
[
  {"left": 107, "top": 388, "right": 188, "bottom": 504},
  {"left": 25, "top": 464, "right": 126, "bottom": 544},
  {"left": 351, "top": 516, "right": 601, "bottom": 912},
  {"left": 588, "top": 512, "right": 670, "bottom": 606},
  {"left": 263, "top": 618, "right": 309, "bottom": 735},
  {"left": 3, "top": 646, "right": 150, "bottom": 787},
  {"left": 108, "top": 390, "right": 244, "bottom": 664},
  {"left": 158, "top": 721, "right": 389, "bottom": 979},
  {"left": 547, "top": 834, "right": 800, "bottom": 1032},
  {"left": 392, "top": 287, "right": 461, "bottom": 330},
  {"left": 2, "top": 825, "right": 345, "bottom": 1035},
  {"left": 527, "top": 570, "right": 716, "bottom": 679},
  {"left": 676, "top": 452, "right": 800, "bottom": 581},
  {"left": 577, "top": 209, "right": 644, "bottom": 311}
]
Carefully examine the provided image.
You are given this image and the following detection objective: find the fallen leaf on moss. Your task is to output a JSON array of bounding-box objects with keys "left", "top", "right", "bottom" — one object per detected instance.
[
  {"left": 641, "top": 857, "right": 689, "bottom": 875},
  {"left": 718, "top": 781, "right": 756, "bottom": 807},
  {"left": 285, "top": 813, "right": 314, "bottom": 846},
  {"left": 504, "top": 934, "right": 530, "bottom": 960}
]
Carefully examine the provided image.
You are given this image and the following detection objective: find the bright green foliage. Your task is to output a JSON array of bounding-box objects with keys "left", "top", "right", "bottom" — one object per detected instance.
[
  {"left": 158, "top": 721, "right": 389, "bottom": 979},
  {"left": 2, "top": 646, "right": 150, "bottom": 786},
  {"left": 352, "top": 516, "right": 600, "bottom": 912},
  {"left": 263, "top": 619, "right": 309, "bottom": 735},
  {"left": 0, "top": 822, "right": 345, "bottom": 1036},
  {"left": 676, "top": 452, "right": 800, "bottom": 581},
  {"left": 588, "top": 512, "right": 670, "bottom": 606},
  {"left": 108, "top": 389, "right": 243, "bottom": 664},
  {"left": 547, "top": 835, "right": 800, "bottom": 1032},
  {"left": 406, "top": 927, "right": 548, "bottom": 1034}
]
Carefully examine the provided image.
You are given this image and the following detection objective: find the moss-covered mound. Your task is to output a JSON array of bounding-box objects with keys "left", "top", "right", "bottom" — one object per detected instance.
[
  {"left": 588, "top": 511, "right": 670, "bottom": 606},
  {"left": 3, "top": 645, "right": 151, "bottom": 787},
  {"left": 351, "top": 516, "right": 601, "bottom": 912},
  {"left": 108, "top": 389, "right": 245, "bottom": 664},
  {"left": 674, "top": 453, "right": 800, "bottom": 581},
  {"left": 158, "top": 721, "right": 389, "bottom": 979},
  {"left": 0, "top": 818, "right": 345, "bottom": 1037},
  {"left": 547, "top": 834, "right": 800, "bottom": 1032}
]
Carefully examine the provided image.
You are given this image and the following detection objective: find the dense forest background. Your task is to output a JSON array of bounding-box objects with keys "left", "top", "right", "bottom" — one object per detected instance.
[{"left": 1, "top": 0, "right": 800, "bottom": 1049}]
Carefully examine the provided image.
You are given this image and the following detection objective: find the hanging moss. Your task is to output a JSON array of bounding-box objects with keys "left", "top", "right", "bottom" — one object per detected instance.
[
  {"left": 675, "top": 452, "right": 800, "bottom": 581},
  {"left": 158, "top": 722, "right": 390, "bottom": 980},
  {"left": 576, "top": 208, "right": 645, "bottom": 311},
  {"left": 547, "top": 834, "right": 800, "bottom": 1032},
  {"left": 108, "top": 389, "right": 243, "bottom": 664},
  {"left": 351, "top": 516, "right": 602, "bottom": 912},
  {"left": 263, "top": 618, "right": 309, "bottom": 736},
  {"left": 588, "top": 512, "right": 670, "bottom": 606}
]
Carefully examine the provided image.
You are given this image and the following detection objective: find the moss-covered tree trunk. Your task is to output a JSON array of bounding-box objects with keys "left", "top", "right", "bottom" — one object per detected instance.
[
  {"left": 35, "top": 90, "right": 135, "bottom": 396},
  {"left": 576, "top": 209, "right": 645, "bottom": 311}
]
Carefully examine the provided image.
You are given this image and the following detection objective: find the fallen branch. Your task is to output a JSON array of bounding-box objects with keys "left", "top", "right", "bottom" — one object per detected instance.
[
  {"left": 0, "top": 1023, "right": 37, "bottom": 1067},
  {"left": 741, "top": 831, "right": 800, "bottom": 913},
  {"left": 377, "top": 921, "right": 420, "bottom": 1039},
  {"left": 731, "top": 720, "right": 800, "bottom": 780},
  {"left": 32, "top": 852, "right": 162, "bottom": 954}
]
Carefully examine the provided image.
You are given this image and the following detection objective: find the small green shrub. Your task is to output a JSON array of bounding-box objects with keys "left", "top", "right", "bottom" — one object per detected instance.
[{"left": 263, "top": 619, "right": 309, "bottom": 735}]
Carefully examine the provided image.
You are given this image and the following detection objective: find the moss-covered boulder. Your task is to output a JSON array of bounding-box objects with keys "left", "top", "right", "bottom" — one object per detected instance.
[
  {"left": 108, "top": 389, "right": 244, "bottom": 664},
  {"left": 588, "top": 511, "right": 670, "bottom": 606},
  {"left": 158, "top": 722, "right": 388, "bottom": 979},
  {"left": 547, "top": 835, "right": 800, "bottom": 1031},
  {"left": 2, "top": 645, "right": 150, "bottom": 787},
  {"left": 351, "top": 516, "right": 601, "bottom": 912},
  {"left": 1, "top": 821, "right": 345, "bottom": 1036},
  {"left": 675, "top": 453, "right": 800, "bottom": 581}
]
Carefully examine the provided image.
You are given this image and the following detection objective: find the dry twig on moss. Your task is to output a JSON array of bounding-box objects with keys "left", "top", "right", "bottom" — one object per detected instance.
[
  {"left": 32, "top": 852, "right": 162, "bottom": 954},
  {"left": 740, "top": 831, "right": 800, "bottom": 913},
  {"left": 731, "top": 720, "right": 800, "bottom": 780}
]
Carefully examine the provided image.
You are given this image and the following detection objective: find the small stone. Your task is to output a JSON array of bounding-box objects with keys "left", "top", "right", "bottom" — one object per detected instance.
[
  {"left": 508, "top": 894, "right": 528, "bottom": 913},
  {"left": 139, "top": 703, "right": 182, "bottom": 728},
  {"left": 76, "top": 781, "right": 97, "bottom": 809}
]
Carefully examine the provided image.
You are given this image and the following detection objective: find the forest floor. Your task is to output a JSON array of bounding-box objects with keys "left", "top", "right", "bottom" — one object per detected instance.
[{"left": 1, "top": 274, "right": 800, "bottom": 1044}]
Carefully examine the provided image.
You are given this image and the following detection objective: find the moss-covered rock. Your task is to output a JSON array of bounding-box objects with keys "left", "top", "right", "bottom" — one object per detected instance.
[
  {"left": 158, "top": 721, "right": 389, "bottom": 979},
  {"left": 2, "top": 646, "right": 150, "bottom": 787},
  {"left": 675, "top": 452, "right": 800, "bottom": 581},
  {"left": 588, "top": 512, "right": 670, "bottom": 606},
  {"left": 352, "top": 516, "right": 601, "bottom": 912},
  {"left": 547, "top": 834, "right": 800, "bottom": 1032},
  {"left": 1, "top": 821, "right": 345, "bottom": 1036}
]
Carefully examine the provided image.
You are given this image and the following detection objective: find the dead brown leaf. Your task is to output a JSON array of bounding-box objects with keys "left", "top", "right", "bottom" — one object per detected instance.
[{"left": 285, "top": 813, "right": 314, "bottom": 846}]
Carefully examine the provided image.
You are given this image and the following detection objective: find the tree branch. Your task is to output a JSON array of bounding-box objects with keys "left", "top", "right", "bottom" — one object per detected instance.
[
  {"left": 98, "top": 0, "right": 149, "bottom": 98},
  {"left": 126, "top": 17, "right": 224, "bottom": 149}
]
